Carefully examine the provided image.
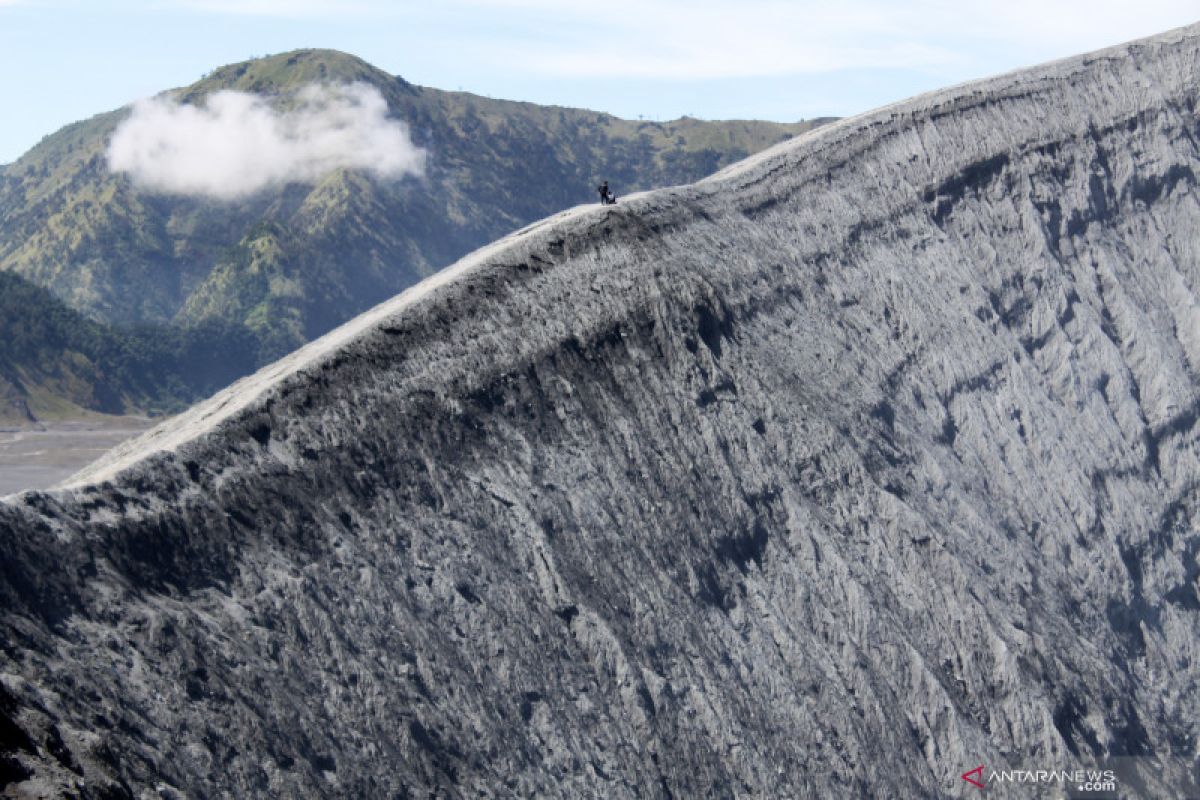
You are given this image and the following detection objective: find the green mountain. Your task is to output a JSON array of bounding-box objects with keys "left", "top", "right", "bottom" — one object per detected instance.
[
  {"left": 0, "top": 272, "right": 257, "bottom": 423},
  {"left": 0, "top": 49, "right": 831, "bottom": 415}
]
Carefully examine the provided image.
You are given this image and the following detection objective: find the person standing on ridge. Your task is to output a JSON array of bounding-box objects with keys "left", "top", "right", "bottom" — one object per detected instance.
[{"left": 597, "top": 180, "right": 617, "bottom": 205}]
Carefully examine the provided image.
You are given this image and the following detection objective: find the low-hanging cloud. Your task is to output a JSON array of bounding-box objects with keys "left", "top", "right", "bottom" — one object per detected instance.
[{"left": 107, "top": 83, "right": 425, "bottom": 200}]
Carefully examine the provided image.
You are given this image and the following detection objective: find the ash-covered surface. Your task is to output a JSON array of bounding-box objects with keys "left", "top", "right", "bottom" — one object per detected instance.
[{"left": 3, "top": 23, "right": 1200, "bottom": 799}]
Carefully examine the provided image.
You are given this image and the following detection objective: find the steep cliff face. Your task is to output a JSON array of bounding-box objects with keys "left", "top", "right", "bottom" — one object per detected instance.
[{"left": 3, "top": 24, "right": 1200, "bottom": 799}]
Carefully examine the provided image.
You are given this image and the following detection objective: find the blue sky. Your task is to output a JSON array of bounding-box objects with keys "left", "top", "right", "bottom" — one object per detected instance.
[{"left": 0, "top": 0, "right": 1197, "bottom": 163}]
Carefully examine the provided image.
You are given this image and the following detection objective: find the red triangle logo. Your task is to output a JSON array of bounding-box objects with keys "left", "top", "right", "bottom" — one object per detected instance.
[{"left": 961, "top": 764, "right": 985, "bottom": 788}]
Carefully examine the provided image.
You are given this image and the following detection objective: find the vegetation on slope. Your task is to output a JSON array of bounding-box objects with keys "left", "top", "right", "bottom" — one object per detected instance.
[{"left": 0, "top": 272, "right": 257, "bottom": 422}]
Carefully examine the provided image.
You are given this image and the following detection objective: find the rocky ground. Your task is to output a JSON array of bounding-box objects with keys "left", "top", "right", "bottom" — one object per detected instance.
[{"left": 2, "top": 22, "right": 1200, "bottom": 800}]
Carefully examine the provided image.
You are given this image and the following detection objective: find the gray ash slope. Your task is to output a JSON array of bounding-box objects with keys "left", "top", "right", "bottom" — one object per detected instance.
[{"left": 4, "top": 24, "right": 1200, "bottom": 800}]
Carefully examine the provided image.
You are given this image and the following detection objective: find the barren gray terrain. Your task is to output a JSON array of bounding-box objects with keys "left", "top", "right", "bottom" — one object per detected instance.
[
  {"left": 0, "top": 419, "right": 157, "bottom": 498},
  {"left": 3, "top": 22, "right": 1200, "bottom": 799}
]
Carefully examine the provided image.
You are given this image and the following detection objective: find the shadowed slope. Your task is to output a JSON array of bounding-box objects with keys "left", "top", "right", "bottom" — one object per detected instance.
[{"left": 2, "top": 24, "right": 1200, "bottom": 799}]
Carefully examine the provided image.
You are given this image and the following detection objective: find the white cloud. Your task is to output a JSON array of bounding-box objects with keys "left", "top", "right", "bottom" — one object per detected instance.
[
  {"left": 154, "top": 1, "right": 1198, "bottom": 79},
  {"left": 458, "top": 0, "right": 1199, "bottom": 78},
  {"left": 107, "top": 83, "right": 425, "bottom": 200}
]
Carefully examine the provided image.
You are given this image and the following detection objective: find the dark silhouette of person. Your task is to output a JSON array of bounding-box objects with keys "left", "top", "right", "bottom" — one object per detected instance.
[{"left": 597, "top": 180, "right": 616, "bottom": 205}]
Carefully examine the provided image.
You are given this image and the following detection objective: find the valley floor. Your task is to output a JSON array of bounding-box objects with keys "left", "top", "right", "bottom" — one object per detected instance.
[{"left": 0, "top": 416, "right": 157, "bottom": 496}]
